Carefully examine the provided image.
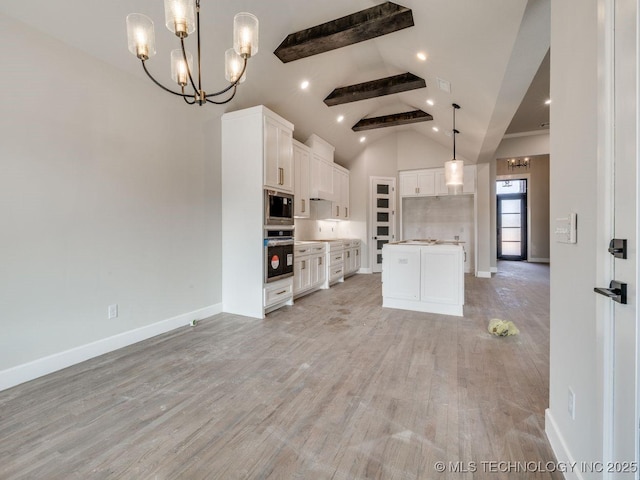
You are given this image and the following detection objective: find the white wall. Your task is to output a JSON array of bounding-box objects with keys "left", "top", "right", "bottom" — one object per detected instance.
[
  {"left": 495, "top": 132, "right": 550, "bottom": 158},
  {"left": 396, "top": 130, "right": 461, "bottom": 171},
  {"left": 0, "top": 15, "right": 221, "bottom": 376},
  {"left": 546, "top": 0, "right": 602, "bottom": 475},
  {"left": 348, "top": 135, "right": 399, "bottom": 269}
]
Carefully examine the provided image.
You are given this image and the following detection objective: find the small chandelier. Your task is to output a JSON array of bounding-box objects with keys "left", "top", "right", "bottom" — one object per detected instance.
[
  {"left": 507, "top": 157, "right": 530, "bottom": 171},
  {"left": 126, "top": 0, "right": 258, "bottom": 106},
  {"left": 444, "top": 103, "right": 463, "bottom": 195}
]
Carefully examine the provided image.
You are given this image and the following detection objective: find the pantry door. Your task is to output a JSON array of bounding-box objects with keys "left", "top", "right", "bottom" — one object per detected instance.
[{"left": 369, "top": 177, "right": 396, "bottom": 273}]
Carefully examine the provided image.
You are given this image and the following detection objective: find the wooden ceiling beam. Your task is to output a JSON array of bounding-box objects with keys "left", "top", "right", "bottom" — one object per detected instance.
[
  {"left": 274, "top": 2, "right": 414, "bottom": 63},
  {"left": 324, "top": 72, "right": 426, "bottom": 106},
  {"left": 352, "top": 110, "right": 433, "bottom": 131}
]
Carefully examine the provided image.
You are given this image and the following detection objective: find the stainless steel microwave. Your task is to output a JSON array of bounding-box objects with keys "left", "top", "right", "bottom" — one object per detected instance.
[{"left": 264, "top": 189, "right": 294, "bottom": 226}]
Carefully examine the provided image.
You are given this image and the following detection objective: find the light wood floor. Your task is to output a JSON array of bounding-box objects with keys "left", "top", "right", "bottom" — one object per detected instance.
[{"left": 0, "top": 261, "right": 559, "bottom": 479}]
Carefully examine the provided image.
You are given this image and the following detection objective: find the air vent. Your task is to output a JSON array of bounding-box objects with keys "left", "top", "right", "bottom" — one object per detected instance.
[{"left": 437, "top": 77, "right": 451, "bottom": 93}]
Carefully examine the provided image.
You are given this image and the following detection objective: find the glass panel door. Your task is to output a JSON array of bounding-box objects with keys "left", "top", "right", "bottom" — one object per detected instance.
[{"left": 370, "top": 177, "right": 396, "bottom": 273}]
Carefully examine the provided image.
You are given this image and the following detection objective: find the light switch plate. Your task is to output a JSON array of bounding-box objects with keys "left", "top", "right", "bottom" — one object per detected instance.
[{"left": 555, "top": 213, "right": 577, "bottom": 244}]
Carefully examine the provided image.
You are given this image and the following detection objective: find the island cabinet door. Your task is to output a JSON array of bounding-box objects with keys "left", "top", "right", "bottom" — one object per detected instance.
[
  {"left": 420, "top": 249, "right": 462, "bottom": 305},
  {"left": 382, "top": 248, "right": 421, "bottom": 300}
]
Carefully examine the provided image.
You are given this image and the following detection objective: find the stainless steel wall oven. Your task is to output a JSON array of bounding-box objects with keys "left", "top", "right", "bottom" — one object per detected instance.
[{"left": 264, "top": 228, "right": 294, "bottom": 283}]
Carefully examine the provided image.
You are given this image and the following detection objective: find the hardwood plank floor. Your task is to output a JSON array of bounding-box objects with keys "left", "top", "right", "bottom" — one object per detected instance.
[{"left": 0, "top": 261, "right": 559, "bottom": 479}]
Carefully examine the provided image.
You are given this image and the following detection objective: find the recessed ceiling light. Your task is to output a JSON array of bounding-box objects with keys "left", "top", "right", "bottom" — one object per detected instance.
[
  {"left": 359, "top": 136, "right": 366, "bottom": 143},
  {"left": 426, "top": 99, "right": 435, "bottom": 106},
  {"left": 432, "top": 126, "right": 439, "bottom": 132},
  {"left": 337, "top": 115, "right": 344, "bottom": 123},
  {"left": 300, "top": 80, "right": 309, "bottom": 90},
  {"left": 417, "top": 52, "right": 427, "bottom": 61},
  {"left": 545, "top": 98, "right": 551, "bottom": 105}
]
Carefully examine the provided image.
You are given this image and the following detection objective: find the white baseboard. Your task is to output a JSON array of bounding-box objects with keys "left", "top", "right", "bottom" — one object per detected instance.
[
  {"left": 0, "top": 303, "right": 222, "bottom": 392},
  {"left": 545, "top": 409, "right": 580, "bottom": 480},
  {"left": 476, "top": 271, "right": 492, "bottom": 278},
  {"left": 529, "top": 258, "right": 551, "bottom": 263},
  {"left": 357, "top": 268, "right": 373, "bottom": 274},
  {"left": 490, "top": 267, "right": 498, "bottom": 273}
]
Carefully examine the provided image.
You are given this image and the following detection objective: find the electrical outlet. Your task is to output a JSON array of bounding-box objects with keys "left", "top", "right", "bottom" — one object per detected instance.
[
  {"left": 108, "top": 304, "right": 118, "bottom": 319},
  {"left": 568, "top": 387, "right": 576, "bottom": 420}
]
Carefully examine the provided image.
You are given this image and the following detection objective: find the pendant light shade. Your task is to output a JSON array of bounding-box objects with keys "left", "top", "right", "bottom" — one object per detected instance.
[
  {"left": 164, "top": 0, "right": 196, "bottom": 37},
  {"left": 225, "top": 48, "right": 246, "bottom": 83},
  {"left": 444, "top": 103, "right": 464, "bottom": 195},
  {"left": 126, "top": 14, "right": 156, "bottom": 60},
  {"left": 170, "top": 49, "right": 193, "bottom": 86},
  {"left": 233, "top": 12, "right": 259, "bottom": 58}
]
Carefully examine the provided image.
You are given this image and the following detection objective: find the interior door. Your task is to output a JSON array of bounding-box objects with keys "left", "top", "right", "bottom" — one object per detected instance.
[
  {"left": 610, "top": 0, "right": 638, "bottom": 473},
  {"left": 597, "top": 0, "right": 638, "bottom": 475},
  {"left": 370, "top": 177, "right": 396, "bottom": 274}
]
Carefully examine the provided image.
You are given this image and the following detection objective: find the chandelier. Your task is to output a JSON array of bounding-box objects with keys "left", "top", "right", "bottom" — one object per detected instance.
[
  {"left": 126, "top": 0, "right": 258, "bottom": 106},
  {"left": 507, "top": 157, "right": 530, "bottom": 171},
  {"left": 444, "top": 103, "right": 463, "bottom": 194}
]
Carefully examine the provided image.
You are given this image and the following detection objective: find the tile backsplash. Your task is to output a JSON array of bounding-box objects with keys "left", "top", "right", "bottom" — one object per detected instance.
[{"left": 402, "top": 195, "right": 475, "bottom": 272}]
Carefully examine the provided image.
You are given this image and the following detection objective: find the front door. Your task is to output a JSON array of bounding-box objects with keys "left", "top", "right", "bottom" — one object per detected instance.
[
  {"left": 497, "top": 191, "right": 527, "bottom": 261},
  {"left": 369, "top": 177, "right": 396, "bottom": 274}
]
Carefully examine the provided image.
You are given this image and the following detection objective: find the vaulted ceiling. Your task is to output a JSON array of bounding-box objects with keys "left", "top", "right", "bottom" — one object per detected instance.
[{"left": 0, "top": 0, "right": 550, "bottom": 166}]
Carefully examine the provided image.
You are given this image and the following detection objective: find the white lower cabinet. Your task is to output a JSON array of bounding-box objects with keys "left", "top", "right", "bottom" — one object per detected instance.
[
  {"left": 343, "top": 240, "right": 361, "bottom": 277},
  {"left": 263, "top": 278, "right": 294, "bottom": 312},
  {"left": 293, "top": 242, "right": 327, "bottom": 298}
]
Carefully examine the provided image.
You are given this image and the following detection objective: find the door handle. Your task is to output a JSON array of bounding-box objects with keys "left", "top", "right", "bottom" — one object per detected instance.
[
  {"left": 608, "top": 239, "right": 627, "bottom": 259},
  {"left": 594, "top": 280, "right": 627, "bottom": 304},
  {"left": 301, "top": 199, "right": 306, "bottom": 213}
]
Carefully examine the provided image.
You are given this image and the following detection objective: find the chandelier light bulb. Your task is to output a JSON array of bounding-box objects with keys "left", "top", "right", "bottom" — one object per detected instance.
[
  {"left": 171, "top": 49, "right": 193, "bottom": 86},
  {"left": 225, "top": 49, "right": 246, "bottom": 83},
  {"left": 234, "top": 13, "right": 259, "bottom": 57},
  {"left": 164, "top": 0, "right": 195, "bottom": 37},
  {"left": 126, "top": 14, "right": 156, "bottom": 60}
]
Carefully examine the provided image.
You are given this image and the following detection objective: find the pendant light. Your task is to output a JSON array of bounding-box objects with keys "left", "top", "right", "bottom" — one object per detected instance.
[{"left": 444, "top": 103, "right": 463, "bottom": 195}]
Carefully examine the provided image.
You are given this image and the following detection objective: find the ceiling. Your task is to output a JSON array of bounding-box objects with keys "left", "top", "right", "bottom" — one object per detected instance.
[{"left": 0, "top": 0, "right": 550, "bottom": 166}]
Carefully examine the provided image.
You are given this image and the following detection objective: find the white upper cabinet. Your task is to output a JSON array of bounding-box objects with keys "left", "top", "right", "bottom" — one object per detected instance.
[
  {"left": 332, "top": 165, "right": 349, "bottom": 219},
  {"left": 399, "top": 165, "right": 476, "bottom": 197},
  {"left": 293, "top": 140, "right": 310, "bottom": 218},
  {"left": 306, "top": 134, "right": 335, "bottom": 200},
  {"left": 399, "top": 170, "right": 435, "bottom": 196},
  {"left": 462, "top": 164, "right": 476, "bottom": 194},
  {"left": 264, "top": 115, "right": 293, "bottom": 193}
]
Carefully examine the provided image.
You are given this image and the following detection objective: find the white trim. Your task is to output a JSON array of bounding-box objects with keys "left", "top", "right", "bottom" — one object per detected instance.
[
  {"left": 0, "top": 303, "right": 222, "bottom": 392},
  {"left": 545, "top": 409, "right": 583, "bottom": 480},
  {"left": 502, "top": 130, "right": 550, "bottom": 139},
  {"left": 490, "top": 266, "right": 498, "bottom": 273},
  {"left": 476, "top": 271, "right": 492, "bottom": 278},
  {"left": 357, "top": 268, "right": 373, "bottom": 274},
  {"left": 596, "top": 0, "right": 616, "bottom": 471},
  {"left": 382, "top": 299, "right": 463, "bottom": 317},
  {"left": 528, "top": 257, "right": 550, "bottom": 263}
]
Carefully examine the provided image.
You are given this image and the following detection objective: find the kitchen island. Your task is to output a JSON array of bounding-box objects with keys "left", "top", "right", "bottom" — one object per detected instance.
[{"left": 381, "top": 240, "right": 464, "bottom": 317}]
